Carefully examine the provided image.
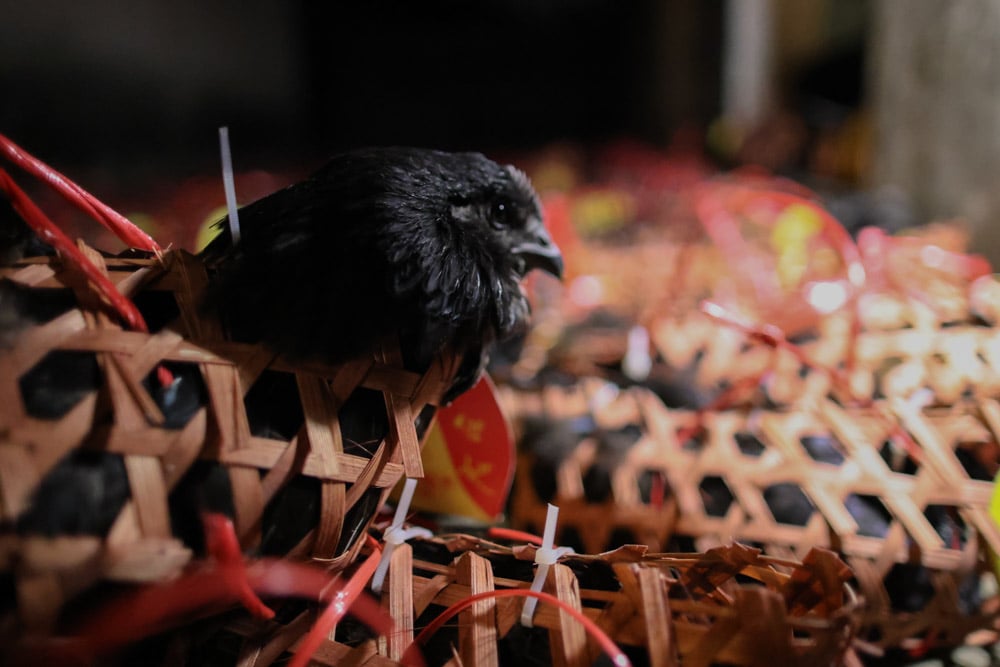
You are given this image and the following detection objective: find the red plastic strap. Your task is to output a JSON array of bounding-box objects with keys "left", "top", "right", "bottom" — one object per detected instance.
[
  {"left": 0, "top": 168, "right": 149, "bottom": 333},
  {"left": 486, "top": 527, "right": 544, "bottom": 545},
  {"left": 403, "top": 588, "right": 632, "bottom": 667},
  {"left": 203, "top": 512, "right": 275, "bottom": 620},
  {"left": 699, "top": 299, "right": 926, "bottom": 466},
  {"left": 288, "top": 535, "right": 423, "bottom": 667},
  {"left": 700, "top": 300, "right": 854, "bottom": 398},
  {"left": 0, "top": 132, "right": 162, "bottom": 254},
  {"left": 1, "top": 140, "right": 174, "bottom": 385},
  {"left": 63, "top": 544, "right": 400, "bottom": 662}
]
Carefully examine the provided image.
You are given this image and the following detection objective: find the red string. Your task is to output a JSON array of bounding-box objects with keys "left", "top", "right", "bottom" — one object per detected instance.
[
  {"left": 402, "top": 588, "right": 632, "bottom": 667},
  {"left": 288, "top": 536, "right": 426, "bottom": 667},
  {"left": 0, "top": 168, "right": 150, "bottom": 333},
  {"left": 0, "top": 132, "right": 162, "bottom": 254},
  {"left": 486, "top": 527, "right": 544, "bottom": 545},
  {"left": 0, "top": 136, "right": 175, "bottom": 386},
  {"left": 859, "top": 226, "right": 992, "bottom": 315},
  {"left": 699, "top": 299, "right": 926, "bottom": 465},
  {"left": 59, "top": 527, "right": 400, "bottom": 663},
  {"left": 693, "top": 180, "right": 867, "bottom": 371},
  {"left": 202, "top": 512, "right": 275, "bottom": 620},
  {"left": 695, "top": 182, "right": 866, "bottom": 293},
  {"left": 69, "top": 571, "right": 258, "bottom": 659},
  {"left": 649, "top": 470, "right": 666, "bottom": 509},
  {"left": 908, "top": 626, "right": 941, "bottom": 659}
]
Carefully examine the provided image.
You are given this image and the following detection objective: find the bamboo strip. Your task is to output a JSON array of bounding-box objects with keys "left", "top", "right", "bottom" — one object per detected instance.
[{"left": 456, "top": 552, "right": 499, "bottom": 667}]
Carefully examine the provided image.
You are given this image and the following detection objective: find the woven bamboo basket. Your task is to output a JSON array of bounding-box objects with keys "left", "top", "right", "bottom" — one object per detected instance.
[
  {"left": 502, "top": 380, "right": 1000, "bottom": 654},
  {"left": 169, "top": 535, "right": 858, "bottom": 667},
  {"left": 368, "top": 534, "right": 859, "bottom": 667},
  {"left": 532, "top": 215, "right": 993, "bottom": 412},
  {"left": 538, "top": 280, "right": 1000, "bottom": 412},
  {"left": 0, "top": 246, "right": 459, "bottom": 642},
  {"left": 647, "top": 293, "right": 1000, "bottom": 410}
]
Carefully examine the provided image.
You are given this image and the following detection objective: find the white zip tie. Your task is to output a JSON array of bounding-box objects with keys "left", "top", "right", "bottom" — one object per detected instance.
[
  {"left": 622, "top": 325, "right": 652, "bottom": 381},
  {"left": 218, "top": 126, "right": 241, "bottom": 245},
  {"left": 907, "top": 386, "right": 935, "bottom": 412},
  {"left": 371, "top": 478, "right": 432, "bottom": 594},
  {"left": 520, "top": 503, "right": 574, "bottom": 627},
  {"left": 588, "top": 381, "right": 620, "bottom": 414}
]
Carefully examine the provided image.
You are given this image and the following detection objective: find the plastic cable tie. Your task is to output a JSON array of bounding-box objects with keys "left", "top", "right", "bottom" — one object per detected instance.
[
  {"left": 622, "top": 325, "right": 652, "bottom": 381},
  {"left": 522, "top": 503, "right": 563, "bottom": 627},
  {"left": 371, "top": 478, "right": 425, "bottom": 594},
  {"left": 907, "top": 387, "right": 935, "bottom": 411},
  {"left": 218, "top": 126, "right": 242, "bottom": 245},
  {"left": 384, "top": 525, "right": 432, "bottom": 547},
  {"left": 534, "top": 545, "right": 573, "bottom": 566}
]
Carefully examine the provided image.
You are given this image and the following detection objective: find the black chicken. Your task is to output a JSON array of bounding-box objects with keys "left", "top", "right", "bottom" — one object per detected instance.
[
  {"left": 6, "top": 147, "right": 563, "bottom": 548},
  {"left": 201, "top": 147, "right": 564, "bottom": 557},
  {"left": 0, "top": 146, "right": 563, "bottom": 664},
  {"left": 201, "top": 147, "right": 563, "bottom": 402}
]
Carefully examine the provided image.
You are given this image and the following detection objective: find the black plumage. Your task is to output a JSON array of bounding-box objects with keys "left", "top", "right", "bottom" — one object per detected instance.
[
  {"left": 6, "top": 147, "right": 562, "bottom": 553},
  {"left": 201, "top": 147, "right": 563, "bottom": 401}
]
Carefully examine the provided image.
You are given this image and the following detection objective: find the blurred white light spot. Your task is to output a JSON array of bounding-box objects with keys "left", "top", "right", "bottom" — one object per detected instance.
[
  {"left": 920, "top": 244, "right": 946, "bottom": 268},
  {"left": 588, "top": 382, "right": 620, "bottom": 412},
  {"left": 569, "top": 275, "right": 604, "bottom": 307},
  {"left": 807, "top": 281, "right": 848, "bottom": 314},
  {"left": 847, "top": 263, "right": 866, "bottom": 286},
  {"left": 622, "top": 325, "right": 652, "bottom": 381}
]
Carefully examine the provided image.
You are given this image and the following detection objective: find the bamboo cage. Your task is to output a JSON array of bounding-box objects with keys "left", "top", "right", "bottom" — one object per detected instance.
[
  {"left": 369, "top": 535, "right": 860, "bottom": 667},
  {"left": 0, "top": 246, "right": 459, "bottom": 641},
  {"left": 648, "top": 298, "right": 1000, "bottom": 409},
  {"left": 502, "top": 217, "right": 1000, "bottom": 653},
  {"left": 178, "top": 535, "right": 858, "bottom": 667},
  {"left": 502, "top": 379, "right": 1000, "bottom": 653},
  {"left": 532, "top": 219, "right": 995, "bottom": 410}
]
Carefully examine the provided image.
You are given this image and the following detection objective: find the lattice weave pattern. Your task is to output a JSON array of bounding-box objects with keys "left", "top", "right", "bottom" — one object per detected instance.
[
  {"left": 384, "top": 537, "right": 858, "bottom": 667},
  {"left": 503, "top": 380, "right": 1000, "bottom": 652},
  {"left": 0, "top": 247, "right": 457, "bottom": 632}
]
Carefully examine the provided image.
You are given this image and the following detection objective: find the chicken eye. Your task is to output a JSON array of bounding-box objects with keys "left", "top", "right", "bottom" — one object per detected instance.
[{"left": 490, "top": 200, "right": 512, "bottom": 229}]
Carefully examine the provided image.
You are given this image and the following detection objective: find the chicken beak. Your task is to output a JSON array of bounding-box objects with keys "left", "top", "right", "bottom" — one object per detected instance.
[{"left": 512, "top": 220, "right": 564, "bottom": 279}]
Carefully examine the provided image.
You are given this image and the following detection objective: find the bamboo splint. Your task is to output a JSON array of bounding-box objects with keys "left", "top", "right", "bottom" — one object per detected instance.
[
  {"left": 376, "top": 536, "right": 859, "bottom": 667},
  {"left": 0, "top": 247, "right": 459, "bottom": 636},
  {"left": 502, "top": 380, "right": 1000, "bottom": 652},
  {"left": 648, "top": 308, "right": 1000, "bottom": 407}
]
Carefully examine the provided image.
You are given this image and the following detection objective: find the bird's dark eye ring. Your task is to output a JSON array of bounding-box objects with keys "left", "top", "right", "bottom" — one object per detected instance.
[{"left": 491, "top": 201, "right": 510, "bottom": 228}]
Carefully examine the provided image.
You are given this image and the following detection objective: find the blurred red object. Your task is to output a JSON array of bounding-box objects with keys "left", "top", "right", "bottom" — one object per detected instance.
[{"left": 693, "top": 177, "right": 866, "bottom": 335}]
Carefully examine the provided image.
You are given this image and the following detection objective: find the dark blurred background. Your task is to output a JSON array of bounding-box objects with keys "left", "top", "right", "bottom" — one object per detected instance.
[
  {"left": 0, "top": 1, "right": 727, "bottom": 173},
  {"left": 10, "top": 0, "right": 1000, "bottom": 264}
]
